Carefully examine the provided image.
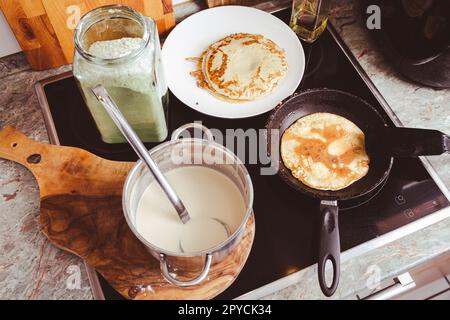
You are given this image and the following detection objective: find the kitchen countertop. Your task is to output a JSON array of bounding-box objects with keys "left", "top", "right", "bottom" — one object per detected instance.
[{"left": 0, "top": 0, "right": 449, "bottom": 300}]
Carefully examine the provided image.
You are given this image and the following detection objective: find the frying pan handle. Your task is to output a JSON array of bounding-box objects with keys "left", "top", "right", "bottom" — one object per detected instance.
[
  {"left": 318, "top": 200, "right": 340, "bottom": 297},
  {"left": 367, "top": 127, "right": 450, "bottom": 157}
]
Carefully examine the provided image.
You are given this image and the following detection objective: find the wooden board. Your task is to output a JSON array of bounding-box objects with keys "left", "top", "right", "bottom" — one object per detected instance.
[
  {"left": 0, "top": 0, "right": 66, "bottom": 70},
  {"left": 0, "top": 0, "right": 175, "bottom": 70},
  {"left": 0, "top": 126, "right": 255, "bottom": 300},
  {"left": 207, "top": 0, "right": 243, "bottom": 7},
  {"left": 207, "top": 0, "right": 263, "bottom": 8},
  {"left": 41, "top": 0, "right": 175, "bottom": 63}
]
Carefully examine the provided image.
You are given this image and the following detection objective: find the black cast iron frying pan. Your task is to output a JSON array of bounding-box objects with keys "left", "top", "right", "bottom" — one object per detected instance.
[{"left": 266, "top": 88, "right": 449, "bottom": 297}]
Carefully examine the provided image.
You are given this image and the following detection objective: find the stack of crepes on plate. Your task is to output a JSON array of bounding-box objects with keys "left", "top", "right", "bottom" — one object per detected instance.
[{"left": 190, "top": 33, "right": 288, "bottom": 102}]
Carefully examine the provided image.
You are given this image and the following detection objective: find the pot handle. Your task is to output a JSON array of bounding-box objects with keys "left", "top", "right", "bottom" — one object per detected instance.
[
  {"left": 318, "top": 200, "right": 340, "bottom": 297},
  {"left": 366, "top": 127, "right": 450, "bottom": 157},
  {"left": 171, "top": 123, "right": 215, "bottom": 142},
  {"left": 159, "top": 253, "right": 213, "bottom": 287}
]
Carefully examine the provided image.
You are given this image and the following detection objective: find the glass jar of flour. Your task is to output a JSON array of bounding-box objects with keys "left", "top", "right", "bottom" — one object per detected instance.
[{"left": 73, "top": 5, "right": 168, "bottom": 144}]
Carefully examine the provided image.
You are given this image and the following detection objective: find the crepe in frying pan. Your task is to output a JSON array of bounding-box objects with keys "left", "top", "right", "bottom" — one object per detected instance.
[
  {"left": 189, "top": 33, "right": 288, "bottom": 102},
  {"left": 281, "top": 113, "right": 370, "bottom": 191}
]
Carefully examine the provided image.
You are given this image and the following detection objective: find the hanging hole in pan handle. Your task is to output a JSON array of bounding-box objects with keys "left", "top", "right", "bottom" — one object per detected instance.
[
  {"left": 318, "top": 254, "right": 339, "bottom": 296},
  {"left": 444, "top": 134, "right": 450, "bottom": 154},
  {"left": 318, "top": 200, "right": 341, "bottom": 297},
  {"left": 171, "top": 123, "right": 215, "bottom": 142},
  {"left": 159, "top": 253, "right": 213, "bottom": 287}
]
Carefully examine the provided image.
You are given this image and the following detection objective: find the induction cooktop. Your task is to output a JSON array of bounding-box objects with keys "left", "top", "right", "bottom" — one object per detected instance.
[{"left": 35, "top": 7, "right": 450, "bottom": 300}]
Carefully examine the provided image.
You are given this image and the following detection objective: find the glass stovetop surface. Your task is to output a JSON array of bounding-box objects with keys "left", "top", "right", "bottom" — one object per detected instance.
[{"left": 41, "top": 8, "right": 449, "bottom": 300}]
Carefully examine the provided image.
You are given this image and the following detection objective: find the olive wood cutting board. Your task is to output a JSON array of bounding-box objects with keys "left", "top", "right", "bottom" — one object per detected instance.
[{"left": 0, "top": 126, "right": 255, "bottom": 300}]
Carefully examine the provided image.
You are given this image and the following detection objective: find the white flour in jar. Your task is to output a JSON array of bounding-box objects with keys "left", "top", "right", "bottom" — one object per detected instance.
[{"left": 88, "top": 37, "right": 145, "bottom": 59}]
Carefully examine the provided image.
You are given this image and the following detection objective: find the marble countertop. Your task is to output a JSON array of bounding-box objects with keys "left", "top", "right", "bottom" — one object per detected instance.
[{"left": 0, "top": 0, "right": 448, "bottom": 300}]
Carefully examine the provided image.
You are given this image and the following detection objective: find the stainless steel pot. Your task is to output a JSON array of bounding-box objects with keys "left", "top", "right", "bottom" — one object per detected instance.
[{"left": 122, "top": 123, "right": 254, "bottom": 287}]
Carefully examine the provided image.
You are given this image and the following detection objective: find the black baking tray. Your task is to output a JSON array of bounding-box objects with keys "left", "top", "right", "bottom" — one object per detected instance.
[{"left": 35, "top": 7, "right": 450, "bottom": 300}]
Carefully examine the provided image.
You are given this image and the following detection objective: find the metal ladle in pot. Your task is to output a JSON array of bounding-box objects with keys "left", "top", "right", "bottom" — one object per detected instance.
[
  {"left": 92, "top": 85, "right": 190, "bottom": 223},
  {"left": 91, "top": 85, "right": 230, "bottom": 254}
]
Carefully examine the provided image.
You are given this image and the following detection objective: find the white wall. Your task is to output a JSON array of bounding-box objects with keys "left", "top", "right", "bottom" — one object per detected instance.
[{"left": 0, "top": 10, "right": 21, "bottom": 58}]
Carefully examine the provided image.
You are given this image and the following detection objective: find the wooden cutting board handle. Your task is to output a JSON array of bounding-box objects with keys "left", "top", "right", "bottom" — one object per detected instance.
[
  {"left": 0, "top": 126, "right": 255, "bottom": 300},
  {"left": 0, "top": 126, "right": 132, "bottom": 198}
]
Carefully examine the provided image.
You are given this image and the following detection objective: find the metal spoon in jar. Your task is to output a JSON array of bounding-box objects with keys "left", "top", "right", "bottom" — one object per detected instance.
[{"left": 91, "top": 85, "right": 230, "bottom": 252}]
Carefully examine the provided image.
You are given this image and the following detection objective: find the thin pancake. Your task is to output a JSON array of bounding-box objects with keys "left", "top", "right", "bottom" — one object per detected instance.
[
  {"left": 190, "top": 33, "right": 288, "bottom": 102},
  {"left": 281, "top": 113, "right": 370, "bottom": 191}
]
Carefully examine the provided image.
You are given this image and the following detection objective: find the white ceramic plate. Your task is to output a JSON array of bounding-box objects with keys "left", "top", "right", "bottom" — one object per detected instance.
[{"left": 162, "top": 6, "right": 305, "bottom": 119}]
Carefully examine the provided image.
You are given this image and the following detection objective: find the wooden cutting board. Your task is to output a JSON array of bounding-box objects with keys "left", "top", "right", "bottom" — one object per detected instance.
[
  {"left": 207, "top": 0, "right": 243, "bottom": 7},
  {"left": 0, "top": 126, "right": 255, "bottom": 300},
  {"left": 206, "top": 0, "right": 260, "bottom": 8},
  {"left": 41, "top": 0, "right": 175, "bottom": 63},
  {"left": 0, "top": 0, "right": 66, "bottom": 70},
  {"left": 0, "top": 0, "right": 175, "bottom": 70}
]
